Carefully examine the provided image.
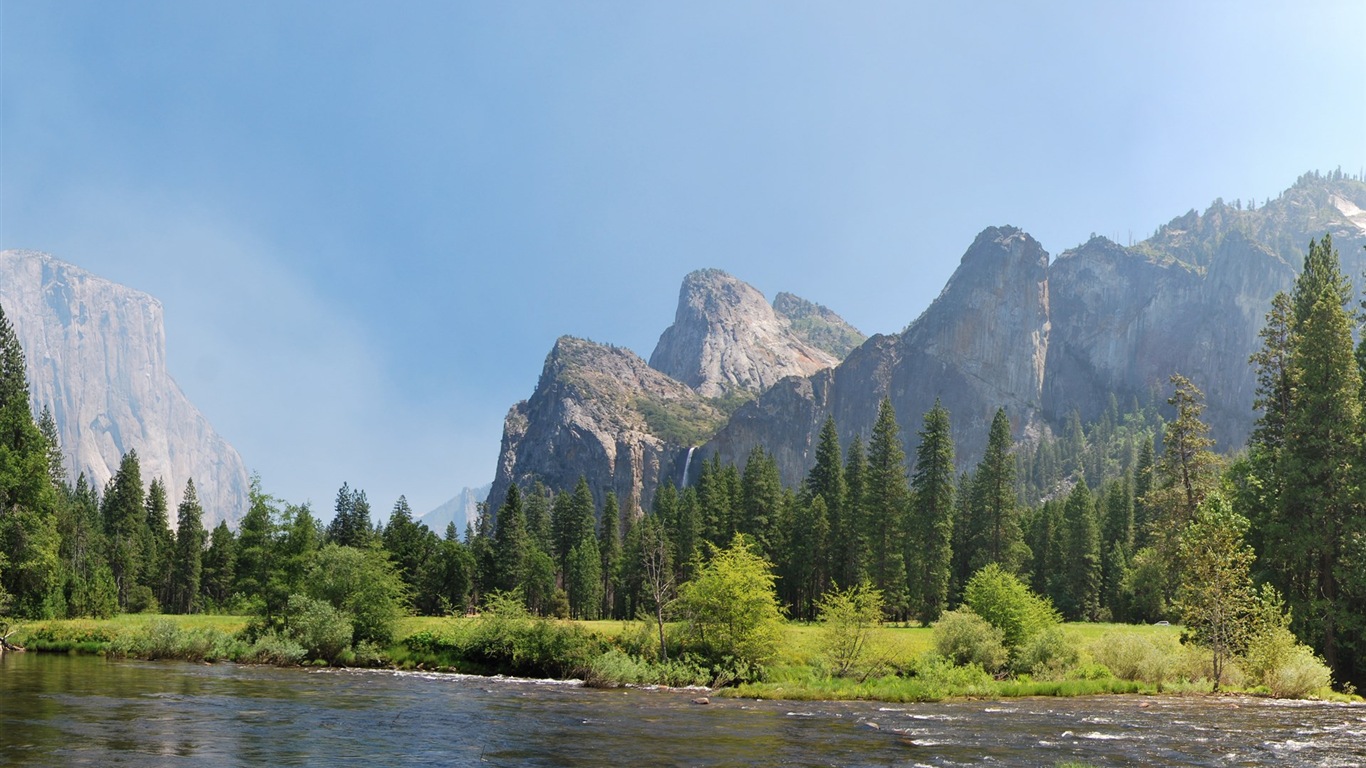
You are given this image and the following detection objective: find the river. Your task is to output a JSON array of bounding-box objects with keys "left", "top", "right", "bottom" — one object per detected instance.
[{"left": 2, "top": 653, "right": 1363, "bottom": 766}]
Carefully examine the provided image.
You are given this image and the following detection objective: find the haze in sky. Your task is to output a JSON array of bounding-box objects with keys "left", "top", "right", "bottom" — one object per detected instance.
[{"left": 2, "top": 2, "right": 1364, "bottom": 516}]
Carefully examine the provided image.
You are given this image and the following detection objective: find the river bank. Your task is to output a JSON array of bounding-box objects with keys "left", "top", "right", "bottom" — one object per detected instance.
[
  {"left": 4, "top": 652, "right": 1364, "bottom": 767},
  {"left": 8, "top": 614, "right": 1355, "bottom": 704}
]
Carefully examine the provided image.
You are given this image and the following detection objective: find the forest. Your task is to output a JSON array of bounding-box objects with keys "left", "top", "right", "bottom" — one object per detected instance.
[{"left": 1, "top": 236, "right": 1362, "bottom": 691}]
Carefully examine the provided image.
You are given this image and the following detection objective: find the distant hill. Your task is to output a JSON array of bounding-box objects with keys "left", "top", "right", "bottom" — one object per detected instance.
[{"left": 421, "top": 484, "right": 491, "bottom": 536}]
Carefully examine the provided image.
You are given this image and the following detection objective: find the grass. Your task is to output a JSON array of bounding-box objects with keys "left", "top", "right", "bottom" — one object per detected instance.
[{"left": 12, "top": 615, "right": 1348, "bottom": 704}]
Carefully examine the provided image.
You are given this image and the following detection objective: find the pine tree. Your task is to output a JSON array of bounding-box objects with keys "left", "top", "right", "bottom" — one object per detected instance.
[
  {"left": 1131, "top": 436, "right": 1156, "bottom": 550},
  {"left": 673, "top": 487, "right": 701, "bottom": 583},
  {"left": 168, "top": 479, "right": 205, "bottom": 614},
  {"left": 492, "top": 484, "right": 529, "bottom": 596},
  {"left": 0, "top": 304, "right": 61, "bottom": 617},
  {"left": 142, "top": 478, "right": 174, "bottom": 608},
  {"left": 808, "top": 416, "right": 854, "bottom": 588},
  {"left": 1058, "top": 480, "right": 1101, "bottom": 621},
  {"left": 200, "top": 521, "right": 236, "bottom": 609},
  {"left": 382, "top": 496, "right": 429, "bottom": 593},
  {"left": 786, "top": 494, "right": 829, "bottom": 620},
  {"left": 566, "top": 535, "right": 602, "bottom": 619},
  {"left": 739, "top": 446, "right": 783, "bottom": 559},
  {"left": 523, "top": 481, "right": 554, "bottom": 556},
  {"left": 1275, "top": 244, "right": 1363, "bottom": 679},
  {"left": 235, "top": 475, "right": 283, "bottom": 621},
  {"left": 1151, "top": 374, "right": 1219, "bottom": 535},
  {"left": 907, "top": 400, "right": 955, "bottom": 624},
  {"left": 865, "top": 398, "right": 909, "bottom": 619},
  {"left": 553, "top": 477, "right": 597, "bottom": 581},
  {"left": 417, "top": 523, "right": 474, "bottom": 615},
  {"left": 966, "top": 408, "right": 1026, "bottom": 575},
  {"left": 599, "top": 491, "right": 622, "bottom": 619},
  {"left": 101, "top": 450, "right": 147, "bottom": 610},
  {"left": 842, "top": 434, "right": 868, "bottom": 587}
]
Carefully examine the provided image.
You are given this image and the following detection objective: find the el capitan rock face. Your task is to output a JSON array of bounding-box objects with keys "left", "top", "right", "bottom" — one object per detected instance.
[
  {"left": 0, "top": 250, "right": 250, "bottom": 525},
  {"left": 648, "top": 269, "right": 848, "bottom": 397}
]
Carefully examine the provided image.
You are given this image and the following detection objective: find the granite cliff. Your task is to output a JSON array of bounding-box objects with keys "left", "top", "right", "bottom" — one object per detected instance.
[
  {"left": 488, "top": 272, "right": 861, "bottom": 515},
  {"left": 490, "top": 172, "right": 1366, "bottom": 511},
  {"left": 0, "top": 250, "right": 250, "bottom": 525}
]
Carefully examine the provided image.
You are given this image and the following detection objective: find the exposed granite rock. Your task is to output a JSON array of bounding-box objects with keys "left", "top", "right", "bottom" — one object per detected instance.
[
  {"left": 648, "top": 269, "right": 845, "bottom": 397},
  {"left": 420, "top": 483, "right": 491, "bottom": 535},
  {"left": 486, "top": 336, "right": 722, "bottom": 517},
  {"left": 773, "top": 292, "right": 867, "bottom": 359},
  {"left": 0, "top": 250, "right": 250, "bottom": 526},
  {"left": 702, "top": 227, "right": 1052, "bottom": 487}
]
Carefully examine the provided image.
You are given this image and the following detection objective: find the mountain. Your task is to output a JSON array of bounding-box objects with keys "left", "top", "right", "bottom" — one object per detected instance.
[
  {"left": 0, "top": 250, "right": 250, "bottom": 525},
  {"left": 487, "top": 336, "right": 725, "bottom": 514},
  {"left": 420, "top": 483, "right": 490, "bottom": 536},
  {"left": 488, "top": 171, "right": 1366, "bottom": 512},
  {"left": 648, "top": 268, "right": 857, "bottom": 397},
  {"left": 488, "top": 272, "right": 862, "bottom": 514},
  {"left": 701, "top": 173, "right": 1366, "bottom": 488}
]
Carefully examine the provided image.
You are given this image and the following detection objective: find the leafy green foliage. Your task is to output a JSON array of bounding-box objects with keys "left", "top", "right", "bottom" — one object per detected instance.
[
  {"left": 962, "top": 563, "right": 1061, "bottom": 651},
  {"left": 816, "top": 582, "right": 884, "bottom": 677},
  {"left": 676, "top": 535, "right": 784, "bottom": 666},
  {"left": 932, "top": 608, "right": 1007, "bottom": 673}
]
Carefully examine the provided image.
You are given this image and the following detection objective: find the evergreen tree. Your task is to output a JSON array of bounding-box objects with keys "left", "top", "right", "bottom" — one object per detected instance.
[
  {"left": 672, "top": 487, "right": 701, "bottom": 584},
  {"left": 786, "top": 494, "right": 829, "bottom": 620},
  {"left": 235, "top": 475, "right": 284, "bottom": 621},
  {"left": 865, "top": 398, "right": 909, "bottom": 619},
  {"left": 842, "top": 434, "right": 868, "bottom": 587},
  {"left": 0, "top": 307, "right": 61, "bottom": 617},
  {"left": 326, "top": 483, "right": 375, "bottom": 548},
  {"left": 965, "top": 408, "right": 1026, "bottom": 575},
  {"left": 100, "top": 450, "right": 147, "bottom": 610},
  {"left": 523, "top": 481, "right": 554, "bottom": 556},
  {"left": 278, "top": 502, "right": 321, "bottom": 597},
  {"left": 1058, "top": 480, "right": 1101, "bottom": 621},
  {"left": 599, "top": 492, "right": 622, "bottom": 619},
  {"left": 382, "top": 496, "right": 430, "bottom": 593},
  {"left": 1274, "top": 242, "right": 1363, "bottom": 680},
  {"left": 36, "top": 405, "right": 66, "bottom": 490},
  {"left": 739, "top": 446, "right": 783, "bottom": 559},
  {"left": 1131, "top": 436, "right": 1156, "bottom": 550},
  {"left": 491, "top": 484, "right": 529, "bottom": 596},
  {"left": 418, "top": 523, "right": 474, "bottom": 615},
  {"left": 168, "top": 479, "right": 205, "bottom": 614},
  {"left": 200, "top": 521, "right": 236, "bottom": 609},
  {"left": 553, "top": 477, "right": 596, "bottom": 580},
  {"left": 142, "top": 478, "right": 174, "bottom": 608},
  {"left": 566, "top": 535, "right": 602, "bottom": 619},
  {"left": 907, "top": 400, "right": 955, "bottom": 624},
  {"left": 1150, "top": 374, "right": 1219, "bottom": 548},
  {"left": 808, "top": 416, "right": 855, "bottom": 588},
  {"left": 1099, "top": 478, "right": 1133, "bottom": 618},
  {"left": 1176, "top": 493, "right": 1257, "bottom": 691}
]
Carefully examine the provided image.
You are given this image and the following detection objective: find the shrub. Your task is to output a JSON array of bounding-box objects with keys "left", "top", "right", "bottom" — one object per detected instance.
[
  {"left": 1244, "top": 626, "right": 1332, "bottom": 698},
  {"left": 932, "top": 609, "right": 1007, "bottom": 673},
  {"left": 305, "top": 544, "right": 408, "bottom": 646},
  {"left": 1090, "top": 632, "right": 1178, "bottom": 684},
  {"left": 817, "top": 582, "right": 884, "bottom": 678},
  {"left": 675, "top": 535, "right": 784, "bottom": 667},
  {"left": 286, "top": 594, "right": 354, "bottom": 663},
  {"left": 962, "top": 563, "right": 1061, "bottom": 650},
  {"left": 1013, "top": 626, "right": 1080, "bottom": 678},
  {"left": 242, "top": 632, "right": 306, "bottom": 665}
]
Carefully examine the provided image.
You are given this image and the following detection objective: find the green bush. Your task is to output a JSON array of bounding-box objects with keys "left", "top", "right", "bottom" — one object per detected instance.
[
  {"left": 242, "top": 632, "right": 306, "bottom": 665},
  {"left": 932, "top": 609, "right": 1007, "bottom": 673},
  {"left": 286, "top": 594, "right": 354, "bottom": 663},
  {"left": 1012, "top": 626, "right": 1080, "bottom": 678},
  {"left": 962, "top": 563, "right": 1061, "bottom": 650},
  {"left": 1090, "top": 632, "right": 1177, "bottom": 684},
  {"left": 1244, "top": 626, "right": 1332, "bottom": 698},
  {"left": 675, "top": 535, "right": 784, "bottom": 667}
]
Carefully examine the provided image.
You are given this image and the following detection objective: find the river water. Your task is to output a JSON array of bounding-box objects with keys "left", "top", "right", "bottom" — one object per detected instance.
[{"left": 2, "top": 653, "right": 1364, "bottom": 766}]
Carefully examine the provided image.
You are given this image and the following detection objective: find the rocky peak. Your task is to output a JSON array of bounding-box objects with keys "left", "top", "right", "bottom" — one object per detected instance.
[
  {"left": 487, "top": 335, "right": 723, "bottom": 517},
  {"left": 648, "top": 269, "right": 845, "bottom": 397},
  {"left": 772, "top": 292, "right": 867, "bottom": 359},
  {"left": 0, "top": 249, "right": 250, "bottom": 525}
]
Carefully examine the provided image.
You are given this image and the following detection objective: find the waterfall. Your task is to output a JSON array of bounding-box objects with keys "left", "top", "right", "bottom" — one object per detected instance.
[{"left": 680, "top": 446, "right": 697, "bottom": 488}]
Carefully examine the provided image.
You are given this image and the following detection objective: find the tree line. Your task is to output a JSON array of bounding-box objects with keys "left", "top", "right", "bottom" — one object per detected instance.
[{"left": 1, "top": 235, "right": 1360, "bottom": 687}]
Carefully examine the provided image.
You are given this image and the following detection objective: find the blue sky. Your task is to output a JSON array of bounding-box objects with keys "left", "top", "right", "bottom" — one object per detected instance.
[{"left": 3, "top": 2, "right": 1364, "bottom": 517}]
